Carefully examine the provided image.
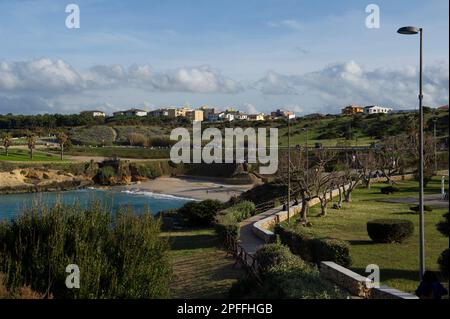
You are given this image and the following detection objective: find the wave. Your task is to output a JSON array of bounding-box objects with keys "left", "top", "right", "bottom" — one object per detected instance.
[{"left": 121, "top": 189, "right": 198, "bottom": 201}]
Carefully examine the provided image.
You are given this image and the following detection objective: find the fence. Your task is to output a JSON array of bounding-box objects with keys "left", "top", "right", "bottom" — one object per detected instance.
[{"left": 224, "top": 234, "right": 262, "bottom": 284}]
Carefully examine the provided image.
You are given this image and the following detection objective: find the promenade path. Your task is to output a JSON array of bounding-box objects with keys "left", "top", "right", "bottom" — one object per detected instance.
[{"left": 238, "top": 205, "right": 282, "bottom": 255}]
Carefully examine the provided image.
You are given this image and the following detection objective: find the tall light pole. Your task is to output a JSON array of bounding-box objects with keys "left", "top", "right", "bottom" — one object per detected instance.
[
  {"left": 398, "top": 26, "right": 425, "bottom": 279},
  {"left": 287, "top": 116, "right": 291, "bottom": 222},
  {"left": 302, "top": 128, "right": 309, "bottom": 191},
  {"left": 433, "top": 118, "right": 438, "bottom": 172}
]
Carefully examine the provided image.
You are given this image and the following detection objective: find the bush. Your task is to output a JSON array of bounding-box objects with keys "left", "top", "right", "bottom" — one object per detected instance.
[
  {"left": 277, "top": 225, "right": 352, "bottom": 267},
  {"left": 312, "top": 238, "right": 352, "bottom": 268},
  {"left": 230, "top": 243, "right": 347, "bottom": 299},
  {"left": 259, "top": 261, "right": 346, "bottom": 299},
  {"left": 381, "top": 186, "right": 400, "bottom": 194},
  {"left": 410, "top": 205, "right": 434, "bottom": 212},
  {"left": 215, "top": 214, "right": 240, "bottom": 243},
  {"left": 214, "top": 201, "right": 256, "bottom": 243},
  {"left": 254, "top": 244, "right": 297, "bottom": 274},
  {"left": 438, "top": 249, "right": 449, "bottom": 278},
  {"left": 96, "top": 166, "right": 117, "bottom": 185},
  {"left": 218, "top": 201, "right": 256, "bottom": 221},
  {"left": 178, "top": 199, "right": 225, "bottom": 227},
  {"left": 0, "top": 203, "right": 171, "bottom": 299},
  {"left": 367, "top": 219, "right": 414, "bottom": 243}
]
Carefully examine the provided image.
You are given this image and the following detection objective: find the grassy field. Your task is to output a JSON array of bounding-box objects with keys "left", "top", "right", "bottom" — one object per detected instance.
[
  {"left": 61, "top": 146, "right": 171, "bottom": 159},
  {"left": 162, "top": 229, "right": 243, "bottom": 299},
  {"left": 283, "top": 178, "right": 449, "bottom": 293},
  {"left": 0, "top": 148, "right": 60, "bottom": 162}
]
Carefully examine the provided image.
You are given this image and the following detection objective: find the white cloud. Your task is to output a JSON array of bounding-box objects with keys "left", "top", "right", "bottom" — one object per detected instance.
[
  {"left": 0, "top": 58, "right": 83, "bottom": 94},
  {"left": 268, "top": 19, "right": 303, "bottom": 31},
  {"left": 255, "top": 61, "right": 449, "bottom": 110},
  {"left": 255, "top": 70, "right": 298, "bottom": 95}
]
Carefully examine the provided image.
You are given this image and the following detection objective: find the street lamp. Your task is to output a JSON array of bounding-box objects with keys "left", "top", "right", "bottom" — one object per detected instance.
[
  {"left": 397, "top": 25, "right": 425, "bottom": 279},
  {"left": 433, "top": 118, "right": 438, "bottom": 172},
  {"left": 287, "top": 116, "right": 291, "bottom": 222}
]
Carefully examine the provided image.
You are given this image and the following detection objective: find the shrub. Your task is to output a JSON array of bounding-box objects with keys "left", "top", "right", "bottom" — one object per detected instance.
[
  {"left": 410, "top": 205, "right": 434, "bottom": 212},
  {"left": 215, "top": 214, "right": 240, "bottom": 243},
  {"left": 96, "top": 166, "right": 116, "bottom": 185},
  {"left": 277, "top": 225, "right": 352, "bottom": 267},
  {"left": 437, "top": 213, "right": 449, "bottom": 237},
  {"left": 367, "top": 219, "right": 414, "bottom": 243},
  {"left": 312, "top": 238, "right": 352, "bottom": 268},
  {"left": 259, "top": 261, "right": 346, "bottom": 299},
  {"left": 254, "top": 244, "right": 298, "bottom": 274},
  {"left": 214, "top": 201, "right": 256, "bottom": 243},
  {"left": 230, "top": 243, "right": 347, "bottom": 299},
  {"left": 0, "top": 203, "right": 171, "bottom": 299},
  {"left": 438, "top": 249, "right": 449, "bottom": 278},
  {"left": 178, "top": 199, "right": 225, "bottom": 227},
  {"left": 127, "top": 132, "right": 147, "bottom": 147},
  {"left": 381, "top": 186, "right": 400, "bottom": 194},
  {"left": 218, "top": 201, "right": 256, "bottom": 221}
]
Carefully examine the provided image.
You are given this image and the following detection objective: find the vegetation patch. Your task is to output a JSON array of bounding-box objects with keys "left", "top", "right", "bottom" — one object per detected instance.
[
  {"left": 367, "top": 219, "right": 414, "bottom": 243},
  {"left": 0, "top": 203, "right": 171, "bottom": 299}
]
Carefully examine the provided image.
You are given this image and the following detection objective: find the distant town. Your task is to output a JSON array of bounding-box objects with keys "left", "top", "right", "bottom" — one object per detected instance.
[{"left": 79, "top": 104, "right": 450, "bottom": 122}]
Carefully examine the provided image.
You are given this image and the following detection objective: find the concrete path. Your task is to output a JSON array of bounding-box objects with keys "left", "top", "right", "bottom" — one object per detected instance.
[{"left": 238, "top": 206, "right": 282, "bottom": 255}]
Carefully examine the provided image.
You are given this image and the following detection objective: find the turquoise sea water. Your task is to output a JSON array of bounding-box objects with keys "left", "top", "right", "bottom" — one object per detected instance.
[{"left": 0, "top": 188, "right": 193, "bottom": 221}]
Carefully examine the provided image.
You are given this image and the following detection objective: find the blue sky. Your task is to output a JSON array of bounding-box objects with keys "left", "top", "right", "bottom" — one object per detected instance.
[{"left": 0, "top": 0, "right": 448, "bottom": 114}]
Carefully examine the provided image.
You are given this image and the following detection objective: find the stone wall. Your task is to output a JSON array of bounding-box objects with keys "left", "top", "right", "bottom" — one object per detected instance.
[{"left": 320, "top": 262, "right": 418, "bottom": 299}]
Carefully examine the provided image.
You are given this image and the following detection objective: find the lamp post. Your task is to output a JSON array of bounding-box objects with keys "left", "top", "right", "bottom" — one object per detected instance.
[
  {"left": 397, "top": 26, "right": 425, "bottom": 279},
  {"left": 302, "top": 128, "right": 309, "bottom": 191},
  {"left": 287, "top": 116, "right": 291, "bottom": 222},
  {"left": 433, "top": 118, "right": 438, "bottom": 172}
]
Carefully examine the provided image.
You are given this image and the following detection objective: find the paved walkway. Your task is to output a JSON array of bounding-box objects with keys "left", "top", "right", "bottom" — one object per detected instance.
[{"left": 238, "top": 206, "right": 282, "bottom": 255}]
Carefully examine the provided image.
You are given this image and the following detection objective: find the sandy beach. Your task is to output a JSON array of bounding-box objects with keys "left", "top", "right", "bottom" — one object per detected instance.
[{"left": 122, "top": 177, "right": 255, "bottom": 202}]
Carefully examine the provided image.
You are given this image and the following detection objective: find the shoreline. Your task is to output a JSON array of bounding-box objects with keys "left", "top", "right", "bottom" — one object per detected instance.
[{"left": 120, "top": 176, "right": 255, "bottom": 202}]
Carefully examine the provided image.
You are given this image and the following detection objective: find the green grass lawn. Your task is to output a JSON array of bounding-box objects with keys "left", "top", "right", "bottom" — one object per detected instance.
[
  {"left": 162, "top": 229, "right": 243, "bottom": 299},
  {"left": 283, "top": 178, "right": 449, "bottom": 293},
  {"left": 60, "top": 146, "right": 170, "bottom": 159},
  {"left": 0, "top": 148, "right": 60, "bottom": 162}
]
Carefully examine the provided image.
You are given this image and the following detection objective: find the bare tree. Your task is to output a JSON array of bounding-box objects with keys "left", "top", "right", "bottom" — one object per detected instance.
[
  {"left": 2, "top": 133, "right": 12, "bottom": 156},
  {"left": 27, "top": 133, "right": 36, "bottom": 160},
  {"left": 56, "top": 131, "right": 68, "bottom": 160},
  {"left": 356, "top": 150, "right": 377, "bottom": 189},
  {"left": 276, "top": 148, "right": 313, "bottom": 222},
  {"left": 310, "top": 150, "right": 340, "bottom": 217},
  {"left": 337, "top": 156, "right": 364, "bottom": 203}
]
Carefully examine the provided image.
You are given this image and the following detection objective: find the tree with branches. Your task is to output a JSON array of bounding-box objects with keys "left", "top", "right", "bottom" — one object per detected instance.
[
  {"left": 27, "top": 133, "right": 36, "bottom": 160},
  {"left": 1, "top": 133, "right": 12, "bottom": 156},
  {"left": 56, "top": 131, "right": 68, "bottom": 161}
]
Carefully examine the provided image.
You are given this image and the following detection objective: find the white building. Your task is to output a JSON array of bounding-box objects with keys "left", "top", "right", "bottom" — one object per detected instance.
[
  {"left": 364, "top": 105, "right": 393, "bottom": 114},
  {"left": 80, "top": 110, "right": 106, "bottom": 117},
  {"left": 208, "top": 112, "right": 225, "bottom": 122},
  {"left": 235, "top": 113, "right": 248, "bottom": 120},
  {"left": 113, "top": 108, "right": 148, "bottom": 117},
  {"left": 224, "top": 113, "right": 235, "bottom": 122}
]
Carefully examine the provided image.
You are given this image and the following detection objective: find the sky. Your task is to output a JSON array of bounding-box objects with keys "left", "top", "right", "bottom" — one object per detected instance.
[{"left": 0, "top": 0, "right": 448, "bottom": 115}]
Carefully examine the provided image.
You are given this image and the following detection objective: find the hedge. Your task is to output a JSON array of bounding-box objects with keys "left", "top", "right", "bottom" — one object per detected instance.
[
  {"left": 178, "top": 199, "right": 225, "bottom": 227},
  {"left": 438, "top": 249, "right": 449, "bottom": 278},
  {"left": 410, "top": 205, "right": 434, "bottom": 212},
  {"left": 367, "top": 219, "right": 414, "bottom": 243},
  {"left": 215, "top": 201, "right": 256, "bottom": 243},
  {"left": 230, "top": 243, "right": 348, "bottom": 299},
  {"left": 254, "top": 244, "right": 297, "bottom": 274},
  {"left": 381, "top": 186, "right": 400, "bottom": 194},
  {"left": 276, "top": 225, "right": 352, "bottom": 267}
]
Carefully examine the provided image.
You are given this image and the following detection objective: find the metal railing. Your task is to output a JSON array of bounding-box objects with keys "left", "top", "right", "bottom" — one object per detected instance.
[{"left": 225, "top": 234, "right": 262, "bottom": 284}]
